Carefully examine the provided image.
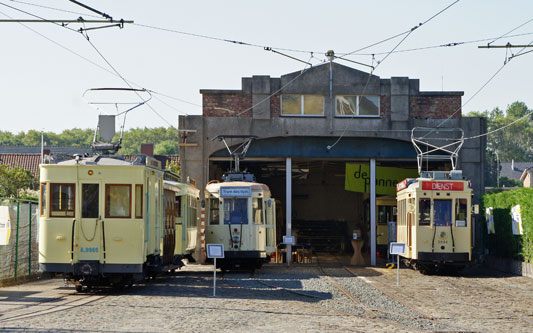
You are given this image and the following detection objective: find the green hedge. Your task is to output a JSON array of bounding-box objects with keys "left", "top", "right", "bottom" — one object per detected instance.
[{"left": 482, "top": 188, "right": 533, "bottom": 262}]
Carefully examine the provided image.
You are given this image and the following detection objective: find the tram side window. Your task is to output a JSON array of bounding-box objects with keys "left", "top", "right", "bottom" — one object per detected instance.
[
  {"left": 40, "top": 183, "right": 46, "bottom": 217},
  {"left": 135, "top": 185, "right": 143, "bottom": 218},
  {"left": 209, "top": 198, "right": 219, "bottom": 225},
  {"left": 50, "top": 183, "right": 75, "bottom": 217},
  {"left": 253, "top": 198, "right": 264, "bottom": 224},
  {"left": 223, "top": 198, "right": 248, "bottom": 225},
  {"left": 433, "top": 200, "right": 452, "bottom": 227},
  {"left": 105, "top": 184, "right": 131, "bottom": 218},
  {"left": 455, "top": 198, "right": 468, "bottom": 227},
  {"left": 419, "top": 198, "right": 431, "bottom": 226},
  {"left": 175, "top": 196, "right": 182, "bottom": 218}
]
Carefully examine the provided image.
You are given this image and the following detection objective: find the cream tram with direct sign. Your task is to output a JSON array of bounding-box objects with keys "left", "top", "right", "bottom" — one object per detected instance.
[
  {"left": 39, "top": 154, "right": 199, "bottom": 290},
  {"left": 395, "top": 170, "right": 472, "bottom": 273}
]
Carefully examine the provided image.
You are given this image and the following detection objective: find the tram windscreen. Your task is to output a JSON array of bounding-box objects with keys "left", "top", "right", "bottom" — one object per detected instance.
[
  {"left": 223, "top": 198, "right": 248, "bottom": 224},
  {"left": 419, "top": 198, "right": 431, "bottom": 226},
  {"left": 433, "top": 200, "right": 452, "bottom": 227}
]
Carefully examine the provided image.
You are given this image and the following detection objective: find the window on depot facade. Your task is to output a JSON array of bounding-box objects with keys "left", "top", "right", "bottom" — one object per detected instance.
[
  {"left": 336, "top": 95, "right": 380, "bottom": 117},
  {"left": 281, "top": 95, "right": 324, "bottom": 116}
]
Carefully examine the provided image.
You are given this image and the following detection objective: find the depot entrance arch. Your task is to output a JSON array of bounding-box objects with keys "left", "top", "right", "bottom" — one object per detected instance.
[{"left": 209, "top": 136, "right": 422, "bottom": 266}]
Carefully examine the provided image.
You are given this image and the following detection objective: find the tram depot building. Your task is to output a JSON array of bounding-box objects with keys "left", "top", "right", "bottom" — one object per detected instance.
[{"left": 179, "top": 62, "right": 486, "bottom": 265}]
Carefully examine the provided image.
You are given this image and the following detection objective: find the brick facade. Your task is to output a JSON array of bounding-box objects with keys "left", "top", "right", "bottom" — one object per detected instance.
[
  {"left": 203, "top": 93, "right": 252, "bottom": 117},
  {"left": 409, "top": 95, "right": 462, "bottom": 119}
]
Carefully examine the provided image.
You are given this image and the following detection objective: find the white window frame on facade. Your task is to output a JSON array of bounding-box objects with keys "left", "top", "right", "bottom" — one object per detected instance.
[
  {"left": 280, "top": 94, "right": 325, "bottom": 117},
  {"left": 335, "top": 95, "right": 380, "bottom": 118}
]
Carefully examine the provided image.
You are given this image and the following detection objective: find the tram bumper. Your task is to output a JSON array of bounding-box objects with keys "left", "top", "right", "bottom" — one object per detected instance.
[{"left": 417, "top": 252, "right": 469, "bottom": 263}]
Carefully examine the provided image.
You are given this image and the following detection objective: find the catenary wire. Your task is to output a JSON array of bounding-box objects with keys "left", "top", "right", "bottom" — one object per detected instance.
[
  {"left": 487, "top": 18, "right": 533, "bottom": 46},
  {"left": 8, "top": 0, "right": 102, "bottom": 19},
  {"left": 0, "top": 1, "right": 78, "bottom": 32},
  {"left": 464, "top": 109, "right": 533, "bottom": 140},
  {"left": 0, "top": 6, "right": 198, "bottom": 116},
  {"left": 341, "top": 0, "right": 460, "bottom": 57},
  {"left": 342, "top": 32, "right": 533, "bottom": 57}
]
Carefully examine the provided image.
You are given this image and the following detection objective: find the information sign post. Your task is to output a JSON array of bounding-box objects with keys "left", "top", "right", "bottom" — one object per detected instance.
[
  {"left": 389, "top": 242, "right": 406, "bottom": 287},
  {"left": 207, "top": 244, "right": 224, "bottom": 297}
]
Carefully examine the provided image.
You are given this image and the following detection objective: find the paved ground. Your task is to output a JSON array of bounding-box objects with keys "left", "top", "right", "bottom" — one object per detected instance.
[{"left": 1, "top": 258, "right": 532, "bottom": 332}]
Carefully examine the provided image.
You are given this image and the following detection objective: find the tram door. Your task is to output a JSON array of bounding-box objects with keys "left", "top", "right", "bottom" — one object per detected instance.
[
  {"left": 265, "top": 199, "right": 276, "bottom": 253},
  {"left": 79, "top": 183, "right": 102, "bottom": 262}
]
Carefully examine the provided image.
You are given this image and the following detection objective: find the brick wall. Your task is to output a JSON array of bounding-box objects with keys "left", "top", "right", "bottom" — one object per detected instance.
[
  {"left": 203, "top": 93, "right": 253, "bottom": 117},
  {"left": 202, "top": 92, "right": 461, "bottom": 120},
  {"left": 380, "top": 95, "right": 391, "bottom": 119},
  {"left": 409, "top": 95, "right": 461, "bottom": 119}
]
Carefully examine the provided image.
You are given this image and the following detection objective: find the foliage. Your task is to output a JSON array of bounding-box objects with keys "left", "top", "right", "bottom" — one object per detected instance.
[
  {"left": 165, "top": 159, "right": 181, "bottom": 176},
  {"left": 0, "top": 165, "right": 35, "bottom": 198},
  {"left": 0, "top": 127, "right": 179, "bottom": 155},
  {"left": 466, "top": 101, "right": 533, "bottom": 187},
  {"left": 482, "top": 188, "right": 533, "bottom": 262}
]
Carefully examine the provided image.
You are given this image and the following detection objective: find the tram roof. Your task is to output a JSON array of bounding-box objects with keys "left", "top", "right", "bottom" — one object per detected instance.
[
  {"left": 164, "top": 180, "right": 200, "bottom": 197},
  {"left": 206, "top": 181, "right": 270, "bottom": 193}
]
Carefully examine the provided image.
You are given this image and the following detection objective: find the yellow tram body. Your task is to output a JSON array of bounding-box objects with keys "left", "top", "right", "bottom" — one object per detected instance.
[
  {"left": 205, "top": 180, "right": 276, "bottom": 270},
  {"left": 163, "top": 180, "right": 199, "bottom": 262},
  {"left": 38, "top": 155, "right": 198, "bottom": 288},
  {"left": 396, "top": 171, "right": 472, "bottom": 272}
]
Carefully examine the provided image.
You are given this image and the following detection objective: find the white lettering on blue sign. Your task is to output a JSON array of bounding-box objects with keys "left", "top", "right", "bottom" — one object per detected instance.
[{"left": 220, "top": 186, "right": 252, "bottom": 197}]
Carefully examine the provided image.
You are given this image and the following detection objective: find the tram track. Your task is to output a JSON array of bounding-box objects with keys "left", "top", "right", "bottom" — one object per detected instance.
[{"left": 0, "top": 291, "right": 107, "bottom": 323}]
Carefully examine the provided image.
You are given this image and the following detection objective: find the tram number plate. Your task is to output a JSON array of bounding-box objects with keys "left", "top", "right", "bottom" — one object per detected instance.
[
  {"left": 207, "top": 244, "right": 224, "bottom": 258},
  {"left": 389, "top": 242, "right": 406, "bottom": 255}
]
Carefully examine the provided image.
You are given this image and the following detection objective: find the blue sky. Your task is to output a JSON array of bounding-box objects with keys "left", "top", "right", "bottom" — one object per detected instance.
[{"left": 0, "top": 0, "right": 532, "bottom": 133}]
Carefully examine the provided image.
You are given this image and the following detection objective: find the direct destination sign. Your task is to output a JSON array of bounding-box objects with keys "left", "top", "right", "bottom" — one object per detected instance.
[
  {"left": 220, "top": 186, "right": 252, "bottom": 197},
  {"left": 421, "top": 181, "right": 464, "bottom": 191}
]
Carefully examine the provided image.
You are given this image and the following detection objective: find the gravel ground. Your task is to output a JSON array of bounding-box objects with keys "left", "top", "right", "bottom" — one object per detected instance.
[{"left": 1, "top": 260, "right": 532, "bottom": 332}]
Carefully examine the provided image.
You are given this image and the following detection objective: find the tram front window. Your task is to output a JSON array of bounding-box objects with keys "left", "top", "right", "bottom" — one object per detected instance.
[
  {"left": 223, "top": 198, "right": 248, "bottom": 225},
  {"left": 82, "top": 184, "right": 99, "bottom": 218},
  {"left": 433, "top": 200, "right": 452, "bottom": 227}
]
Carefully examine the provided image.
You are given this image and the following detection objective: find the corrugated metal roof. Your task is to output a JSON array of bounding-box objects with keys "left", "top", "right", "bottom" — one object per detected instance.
[{"left": 0, "top": 154, "right": 41, "bottom": 178}]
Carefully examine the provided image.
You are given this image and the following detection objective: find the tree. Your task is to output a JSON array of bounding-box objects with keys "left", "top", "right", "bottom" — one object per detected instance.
[
  {"left": 466, "top": 101, "right": 533, "bottom": 187},
  {"left": 0, "top": 165, "right": 35, "bottom": 198}
]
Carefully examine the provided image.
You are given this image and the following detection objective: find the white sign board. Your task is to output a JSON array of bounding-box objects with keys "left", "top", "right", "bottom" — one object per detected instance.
[
  {"left": 207, "top": 244, "right": 224, "bottom": 258},
  {"left": 0, "top": 206, "right": 11, "bottom": 246},
  {"left": 511, "top": 205, "right": 523, "bottom": 235},
  {"left": 389, "top": 242, "right": 406, "bottom": 255},
  {"left": 220, "top": 186, "right": 252, "bottom": 197},
  {"left": 283, "top": 235, "right": 295, "bottom": 245}
]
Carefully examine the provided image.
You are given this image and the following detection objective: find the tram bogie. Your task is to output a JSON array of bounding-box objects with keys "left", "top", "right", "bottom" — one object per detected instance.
[
  {"left": 396, "top": 170, "right": 473, "bottom": 273},
  {"left": 39, "top": 155, "right": 199, "bottom": 289}
]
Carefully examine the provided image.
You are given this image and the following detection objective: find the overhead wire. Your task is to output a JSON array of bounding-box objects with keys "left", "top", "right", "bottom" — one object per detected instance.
[
  {"left": 327, "top": 1, "right": 460, "bottom": 150},
  {"left": 0, "top": 2, "right": 199, "bottom": 117},
  {"left": 341, "top": 0, "right": 460, "bottom": 57},
  {"left": 8, "top": 0, "right": 102, "bottom": 18},
  {"left": 487, "top": 18, "right": 533, "bottom": 46}
]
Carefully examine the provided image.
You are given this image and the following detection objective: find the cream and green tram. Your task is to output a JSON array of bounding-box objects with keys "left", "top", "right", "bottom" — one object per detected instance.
[
  {"left": 396, "top": 171, "right": 472, "bottom": 273},
  {"left": 39, "top": 155, "right": 177, "bottom": 290},
  {"left": 163, "top": 179, "right": 199, "bottom": 265},
  {"left": 205, "top": 179, "right": 276, "bottom": 270}
]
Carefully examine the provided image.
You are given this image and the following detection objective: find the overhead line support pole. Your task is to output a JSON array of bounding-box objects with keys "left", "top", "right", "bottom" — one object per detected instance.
[{"left": 0, "top": 19, "right": 133, "bottom": 24}]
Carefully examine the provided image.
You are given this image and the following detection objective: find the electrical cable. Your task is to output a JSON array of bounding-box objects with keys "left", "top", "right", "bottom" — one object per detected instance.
[
  {"left": 8, "top": 0, "right": 102, "bottom": 19},
  {"left": 341, "top": 0, "right": 460, "bottom": 57},
  {"left": 464, "top": 109, "right": 533, "bottom": 141},
  {"left": 0, "top": 5, "right": 199, "bottom": 117},
  {"left": 487, "top": 18, "right": 533, "bottom": 46},
  {"left": 341, "top": 32, "right": 533, "bottom": 57},
  {"left": 0, "top": 1, "right": 78, "bottom": 32},
  {"left": 132, "top": 22, "right": 320, "bottom": 54}
]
